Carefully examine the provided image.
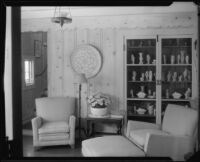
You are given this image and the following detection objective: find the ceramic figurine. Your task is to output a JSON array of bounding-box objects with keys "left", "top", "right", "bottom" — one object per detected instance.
[
  {"left": 153, "top": 91, "right": 156, "bottom": 98},
  {"left": 167, "top": 71, "right": 172, "bottom": 82},
  {"left": 140, "top": 73, "right": 145, "bottom": 81},
  {"left": 146, "top": 54, "right": 151, "bottom": 64},
  {"left": 166, "top": 89, "right": 169, "bottom": 99},
  {"left": 139, "top": 52, "right": 143, "bottom": 64},
  {"left": 183, "top": 68, "right": 188, "bottom": 81},
  {"left": 131, "top": 54, "right": 135, "bottom": 64},
  {"left": 141, "top": 86, "right": 145, "bottom": 92},
  {"left": 130, "top": 89, "right": 134, "bottom": 98},
  {"left": 177, "top": 54, "right": 180, "bottom": 64},
  {"left": 137, "top": 86, "right": 146, "bottom": 98},
  {"left": 184, "top": 88, "right": 191, "bottom": 99},
  {"left": 147, "top": 104, "right": 154, "bottom": 115},
  {"left": 180, "top": 50, "right": 185, "bottom": 64},
  {"left": 163, "top": 55, "right": 166, "bottom": 64},
  {"left": 145, "top": 71, "right": 149, "bottom": 81},
  {"left": 149, "top": 70, "right": 153, "bottom": 81},
  {"left": 132, "top": 71, "right": 137, "bottom": 81},
  {"left": 185, "top": 55, "right": 189, "bottom": 64},
  {"left": 171, "top": 55, "right": 175, "bottom": 64},
  {"left": 148, "top": 89, "right": 152, "bottom": 96},
  {"left": 172, "top": 72, "right": 177, "bottom": 82},
  {"left": 178, "top": 75, "right": 183, "bottom": 82}
]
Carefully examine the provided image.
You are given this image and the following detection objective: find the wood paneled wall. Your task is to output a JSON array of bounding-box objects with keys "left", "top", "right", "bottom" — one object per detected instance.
[
  {"left": 48, "top": 28, "right": 125, "bottom": 118},
  {"left": 21, "top": 12, "right": 198, "bottom": 125}
]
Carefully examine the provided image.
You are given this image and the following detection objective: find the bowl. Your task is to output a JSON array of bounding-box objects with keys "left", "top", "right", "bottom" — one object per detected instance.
[
  {"left": 137, "top": 92, "right": 146, "bottom": 98},
  {"left": 136, "top": 108, "right": 146, "bottom": 114},
  {"left": 172, "top": 92, "right": 182, "bottom": 99}
]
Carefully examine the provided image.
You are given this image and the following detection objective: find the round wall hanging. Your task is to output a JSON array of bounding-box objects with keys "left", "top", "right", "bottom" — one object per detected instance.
[{"left": 70, "top": 45, "right": 102, "bottom": 78}]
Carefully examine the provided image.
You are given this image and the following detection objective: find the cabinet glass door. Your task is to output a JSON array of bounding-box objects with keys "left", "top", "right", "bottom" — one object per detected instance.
[
  {"left": 126, "top": 38, "right": 157, "bottom": 123},
  {"left": 161, "top": 37, "right": 192, "bottom": 118}
]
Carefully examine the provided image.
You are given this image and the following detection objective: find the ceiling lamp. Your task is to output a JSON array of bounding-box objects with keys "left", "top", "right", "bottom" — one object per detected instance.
[{"left": 51, "top": 7, "right": 72, "bottom": 27}]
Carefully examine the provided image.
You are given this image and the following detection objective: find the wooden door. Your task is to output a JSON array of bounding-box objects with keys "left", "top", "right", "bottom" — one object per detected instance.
[{"left": 21, "top": 32, "right": 47, "bottom": 124}]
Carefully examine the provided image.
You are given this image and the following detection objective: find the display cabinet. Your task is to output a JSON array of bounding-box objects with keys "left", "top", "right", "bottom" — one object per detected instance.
[
  {"left": 125, "top": 35, "right": 194, "bottom": 124},
  {"left": 160, "top": 37, "right": 193, "bottom": 119}
]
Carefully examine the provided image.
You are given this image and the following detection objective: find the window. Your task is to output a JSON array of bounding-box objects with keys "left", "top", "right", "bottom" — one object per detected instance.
[{"left": 24, "top": 59, "right": 34, "bottom": 86}]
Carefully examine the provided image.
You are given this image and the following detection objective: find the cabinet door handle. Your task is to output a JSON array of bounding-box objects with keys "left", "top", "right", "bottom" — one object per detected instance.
[{"left": 156, "top": 80, "right": 161, "bottom": 85}]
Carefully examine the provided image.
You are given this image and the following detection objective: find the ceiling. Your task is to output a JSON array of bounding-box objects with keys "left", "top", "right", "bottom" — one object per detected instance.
[{"left": 21, "top": 2, "right": 197, "bottom": 19}]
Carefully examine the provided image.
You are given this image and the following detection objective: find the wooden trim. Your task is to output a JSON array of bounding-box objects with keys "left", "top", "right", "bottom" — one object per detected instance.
[{"left": 11, "top": 7, "right": 23, "bottom": 157}]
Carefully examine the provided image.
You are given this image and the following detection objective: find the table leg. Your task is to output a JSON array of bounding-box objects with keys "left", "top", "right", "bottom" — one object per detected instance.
[
  {"left": 91, "top": 122, "right": 95, "bottom": 136},
  {"left": 117, "top": 120, "right": 122, "bottom": 134},
  {"left": 86, "top": 120, "right": 90, "bottom": 137}
]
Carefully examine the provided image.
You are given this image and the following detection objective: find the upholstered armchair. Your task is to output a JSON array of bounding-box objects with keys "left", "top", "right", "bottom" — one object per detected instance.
[
  {"left": 126, "top": 104, "right": 198, "bottom": 161},
  {"left": 32, "top": 97, "right": 76, "bottom": 150}
]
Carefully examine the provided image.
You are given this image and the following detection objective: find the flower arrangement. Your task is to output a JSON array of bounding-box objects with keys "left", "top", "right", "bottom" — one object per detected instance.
[{"left": 87, "top": 92, "right": 111, "bottom": 108}]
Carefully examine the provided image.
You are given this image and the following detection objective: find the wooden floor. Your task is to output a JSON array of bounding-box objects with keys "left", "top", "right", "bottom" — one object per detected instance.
[{"left": 23, "top": 135, "right": 83, "bottom": 157}]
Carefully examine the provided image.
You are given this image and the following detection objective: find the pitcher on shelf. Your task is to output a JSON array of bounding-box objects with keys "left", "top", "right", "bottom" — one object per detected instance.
[
  {"left": 139, "top": 52, "right": 143, "bottom": 64},
  {"left": 131, "top": 54, "right": 135, "bottom": 64},
  {"left": 180, "top": 50, "right": 185, "bottom": 64},
  {"left": 146, "top": 54, "right": 151, "bottom": 64},
  {"left": 132, "top": 71, "right": 137, "bottom": 81}
]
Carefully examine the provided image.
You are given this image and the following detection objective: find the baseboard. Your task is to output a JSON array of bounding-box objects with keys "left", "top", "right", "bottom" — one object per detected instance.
[{"left": 23, "top": 129, "right": 32, "bottom": 136}]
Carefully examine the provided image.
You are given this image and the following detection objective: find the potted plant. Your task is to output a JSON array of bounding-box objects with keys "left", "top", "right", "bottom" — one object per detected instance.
[{"left": 87, "top": 92, "right": 111, "bottom": 116}]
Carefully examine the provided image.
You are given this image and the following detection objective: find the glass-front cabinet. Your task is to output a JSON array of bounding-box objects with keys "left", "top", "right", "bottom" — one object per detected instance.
[
  {"left": 125, "top": 35, "right": 194, "bottom": 124},
  {"left": 160, "top": 37, "right": 193, "bottom": 120}
]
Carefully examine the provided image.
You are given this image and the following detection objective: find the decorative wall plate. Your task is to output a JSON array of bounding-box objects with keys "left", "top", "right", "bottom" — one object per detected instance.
[{"left": 70, "top": 45, "right": 102, "bottom": 78}]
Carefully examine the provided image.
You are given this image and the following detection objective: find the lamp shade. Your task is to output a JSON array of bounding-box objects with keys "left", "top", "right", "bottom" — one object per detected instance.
[{"left": 75, "top": 73, "right": 87, "bottom": 84}]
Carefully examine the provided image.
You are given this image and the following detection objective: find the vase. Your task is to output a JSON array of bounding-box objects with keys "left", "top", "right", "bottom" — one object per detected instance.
[{"left": 90, "top": 106, "right": 108, "bottom": 116}]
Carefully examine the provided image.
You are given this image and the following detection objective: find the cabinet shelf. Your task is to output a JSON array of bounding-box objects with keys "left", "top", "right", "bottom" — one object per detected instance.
[
  {"left": 162, "top": 99, "right": 190, "bottom": 101},
  {"left": 128, "top": 46, "right": 155, "bottom": 49},
  {"left": 162, "top": 46, "right": 191, "bottom": 48},
  {"left": 128, "top": 114, "right": 156, "bottom": 118},
  {"left": 128, "top": 81, "right": 155, "bottom": 83},
  {"left": 127, "top": 64, "right": 156, "bottom": 66},
  {"left": 162, "top": 64, "right": 192, "bottom": 66},
  {"left": 162, "top": 81, "right": 192, "bottom": 83},
  {"left": 127, "top": 98, "right": 156, "bottom": 101}
]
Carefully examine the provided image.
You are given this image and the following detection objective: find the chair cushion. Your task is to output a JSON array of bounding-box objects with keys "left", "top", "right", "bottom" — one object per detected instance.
[
  {"left": 82, "top": 135, "right": 145, "bottom": 157},
  {"left": 36, "top": 97, "right": 75, "bottom": 122},
  {"left": 38, "top": 121, "right": 70, "bottom": 134},
  {"left": 162, "top": 104, "right": 198, "bottom": 136},
  {"left": 39, "top": 132, "right": 70, "bottom": 141},
  {"left": 130, "top": 129, "right": 169, "bottom": 148}
]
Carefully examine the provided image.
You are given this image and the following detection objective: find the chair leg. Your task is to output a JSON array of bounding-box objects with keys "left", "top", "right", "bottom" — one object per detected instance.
[{"left": 71, "top": 144, "right": 75, "bottom": 149}]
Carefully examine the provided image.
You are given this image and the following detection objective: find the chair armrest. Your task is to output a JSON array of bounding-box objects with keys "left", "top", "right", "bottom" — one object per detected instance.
[
  {"left": 31, "top": 116, "right": 42, "bottom": 130},
  {"left": 31, "top": 117, "right": 42, "bottom": 143},
  {"left": 69, "top": 115, "right": 76, "bottom": 145},
  {"left": 126, "top": 120, "right": 160, "bottom": 138},
  {"left": 144, "top": 133, "right": 195, "bottom": 161}
]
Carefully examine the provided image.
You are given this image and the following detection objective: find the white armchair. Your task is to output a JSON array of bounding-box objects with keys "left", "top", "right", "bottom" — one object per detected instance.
[
  {"left": 126, "top": 104, "right": 198, "bottom": 161},
  {"left": 32, "top": 97, "right": 76, "bottom": 150}
]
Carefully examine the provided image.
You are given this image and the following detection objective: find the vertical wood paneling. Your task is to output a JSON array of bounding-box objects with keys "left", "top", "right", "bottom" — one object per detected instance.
[
  {"left": 48, "top": 30, "right": 63, "bottom": 96},
  {"left": 100, "top": 29, "right": 115, "bottom": 112},
  {"left": 47, "top": 29, "right": 54, "bottom": 96},
  {"left": 115, "top": 30, "right": 125, "bottom": 111},
  {"left": 87, "top": 28, "right": 102, "bottom": 95},
  {"left": 63, "top": 29, "right": 75, "bottom": 97},
  {"left": 76, "top": 29, "right": 90, "bottom": 117}
]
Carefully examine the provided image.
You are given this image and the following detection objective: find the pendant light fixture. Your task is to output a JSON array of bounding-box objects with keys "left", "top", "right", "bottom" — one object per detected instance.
[{"left": 51, "top": 7, "right": 72, "bottom": 27}]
